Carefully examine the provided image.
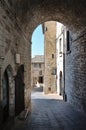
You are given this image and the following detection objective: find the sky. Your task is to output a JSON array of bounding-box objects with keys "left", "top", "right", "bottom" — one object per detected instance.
[{"left": 31, "top": 24, "right": 44, "bottom": 58}]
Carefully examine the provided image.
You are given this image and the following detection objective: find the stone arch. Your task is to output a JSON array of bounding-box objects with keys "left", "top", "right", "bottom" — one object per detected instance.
[
  {"left": 2, "top": 65, "right": 15, "bottom": 122},
  {"left": 8, "top": 0, "right": 86, "bottom": 39},
  {"left": 6, "top": 0, "right": 86, "bottom": 112},
  {"left": 4, "top": 0, "right": 85, "bottom": 40}
]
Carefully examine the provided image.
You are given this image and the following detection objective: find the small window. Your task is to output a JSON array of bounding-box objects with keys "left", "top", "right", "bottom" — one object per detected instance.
[
  {"left": 59, "top": 38, "right": 62, "bottom": 53},
  {"left": 66, "top": 31, "right": 71, "bottom": 52},
  {"left": 45, "top": 27, "right": 48, "bottom": 32},
  {"left": 52, "top": 54, "right": 54, "bottom": 59},
  {"left": 39, "top": 64, "right": 41, "bottom": 68},
  {"left": 39, "top": 76, "right": 43, "bottom": 83},
  {"left": 51, "top": 68, "right": 57, "bottom": 75}
]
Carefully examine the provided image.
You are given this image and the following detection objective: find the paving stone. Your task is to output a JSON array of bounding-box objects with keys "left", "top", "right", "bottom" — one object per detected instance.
[{"left": 11, "top": 88, "right": 86, "bottom": 130}]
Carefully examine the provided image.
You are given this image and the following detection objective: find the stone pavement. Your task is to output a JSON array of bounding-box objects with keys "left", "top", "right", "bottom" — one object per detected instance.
[{"left": 11, "top": 87, "right": 86, "bottom": 130}]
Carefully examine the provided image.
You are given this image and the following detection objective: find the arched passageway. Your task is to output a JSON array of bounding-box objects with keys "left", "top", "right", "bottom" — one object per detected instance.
[
  {"left": 0, "top": 0, "right": 86, "bottom": 129},
  {"left": 0, "top": 0, "right": 86, "bottom": 117},
  {"left": 8, "top": 0, "right": 86, "bottom": 35},
  {"left": 7, "top": 0, "right": 86, "bottom": 112}
]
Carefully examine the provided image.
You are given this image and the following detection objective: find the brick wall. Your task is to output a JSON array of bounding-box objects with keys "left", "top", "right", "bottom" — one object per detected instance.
[{"left": 65, "top": 30, "right": 86, "bottom": 112}]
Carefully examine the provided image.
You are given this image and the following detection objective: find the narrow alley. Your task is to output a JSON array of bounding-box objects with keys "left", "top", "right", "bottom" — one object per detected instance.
[
  {"left": 0, "top": 1, "right": 86, "bottom": 130},
  {"left": 10, "top": 87, "right": 86, "bottom": 130}
]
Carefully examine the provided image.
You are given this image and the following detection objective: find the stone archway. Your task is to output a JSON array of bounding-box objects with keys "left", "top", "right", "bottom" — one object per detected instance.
[
  {"left": 2, "top": 0, "right": 86, "bottom": 112},
  {"left": 6, "top": 0, "right": 86, "bottom": 39},
  {"left": 15, "top": 65, "right": 25, "bottom": 116},
  {"left": 2, "top": 65, "right": 15, "bottom": 122}
]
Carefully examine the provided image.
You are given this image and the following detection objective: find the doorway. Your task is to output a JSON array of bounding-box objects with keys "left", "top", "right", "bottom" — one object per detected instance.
[
  {"left": 2, "top": 70, "right": 9, "bottom": 122},
  {"left": 15, "top": 65, "right": 25, "bottom": 116},
  {"left": 39, "top": 76, "right": 43, "bottom": 83}
]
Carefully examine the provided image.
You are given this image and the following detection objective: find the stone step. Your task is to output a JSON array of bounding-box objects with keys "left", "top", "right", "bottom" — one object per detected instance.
[{"left": 17, "top": 109, "right": 30, "bottom": 121}]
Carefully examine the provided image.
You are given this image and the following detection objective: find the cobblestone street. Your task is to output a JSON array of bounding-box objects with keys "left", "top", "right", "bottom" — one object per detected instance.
[{"left": 11, "top": 87, "right": 86, "bottom": 130}]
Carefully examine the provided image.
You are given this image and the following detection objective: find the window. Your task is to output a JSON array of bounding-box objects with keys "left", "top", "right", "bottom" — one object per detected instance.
[
  {"left": 39, "top": 76, "right": 43, "bottom": 83},
  {"left": 45, "top": 27, "right": 48, "bottom": 32},
  {"left": 51, "top": 68, "right": 57, "bottom": 75},
  {"left": 66, "top": 30, "right": 71, "bottom": 52},
  {"left": 39, "top": 64, "right": 41, "bottom": 68},
  {"left": 59, "top": 38, "right": 62, "bottom": 53},
  {"left": 52, "top": 54, "right": 54, "bottom": 59}
]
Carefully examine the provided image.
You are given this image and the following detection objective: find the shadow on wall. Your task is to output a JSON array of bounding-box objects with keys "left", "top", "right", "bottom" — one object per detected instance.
[
  {"left": 0, "top": 101, "right": 3, "bottom": 127},
  {"left": 2, "top": 65, "right": 15, "bottom": 123},
  {"left": 15, "top": 64, "right": 25, "bottom": 116}
]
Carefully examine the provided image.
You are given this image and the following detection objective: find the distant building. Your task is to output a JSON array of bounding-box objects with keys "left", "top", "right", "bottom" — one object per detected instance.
[
  {"left": 56, "top": 22, "right": 67, "bottom": 100},
  {"left": 31, "top": 55, "right": 44, "bottom": 88},
  {"left": 42, "top": 21, "right": 57, "bottom": 94}
]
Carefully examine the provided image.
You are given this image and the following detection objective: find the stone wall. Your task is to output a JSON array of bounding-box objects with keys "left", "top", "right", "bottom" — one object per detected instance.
[
  {"left": 44, "top": 21, "right": 57, "bottom": 94},
  {"left": 0, "top": 1, "right": 31, "bottom": 124},
  {"left": 65, "top": 30, "right": 86, "bottom": 112}
]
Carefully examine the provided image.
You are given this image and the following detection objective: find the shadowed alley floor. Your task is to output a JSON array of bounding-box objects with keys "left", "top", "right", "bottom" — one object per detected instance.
[{"left": 11, "top": 87, "right": 86, "bottom": 130}]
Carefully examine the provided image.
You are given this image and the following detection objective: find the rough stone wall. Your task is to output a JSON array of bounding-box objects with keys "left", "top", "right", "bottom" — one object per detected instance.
[
  {"left": 7, "top": 0, "right": 86, "bottom": 40},
  {"left": 0, "top": 2, "right": 31, "bottom": 124},
  {"left": 44, "top": 21, "right": 57, "bottom": 94},
  {"left": 65, "top": 30, "right": 86, "bottom": 112}
]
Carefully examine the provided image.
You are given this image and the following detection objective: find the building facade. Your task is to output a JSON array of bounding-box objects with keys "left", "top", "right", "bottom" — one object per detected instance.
[
  {"left": 56, "top": 22, "right": 66, "bottom": 97},
  {"left": 43, "top": 21, "right": 57, "bottom": 94},
  {"left": 31, "top": 55, "right": 44, "bottom": 88}
]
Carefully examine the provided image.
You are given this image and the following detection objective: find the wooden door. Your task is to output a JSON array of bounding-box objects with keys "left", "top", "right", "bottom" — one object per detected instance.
[
  {"left": 15, "top": 65, "right": 25, "bottom": 116},
  {"left": 3, "top": 71, "right": 9, "bottom": 122}
]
